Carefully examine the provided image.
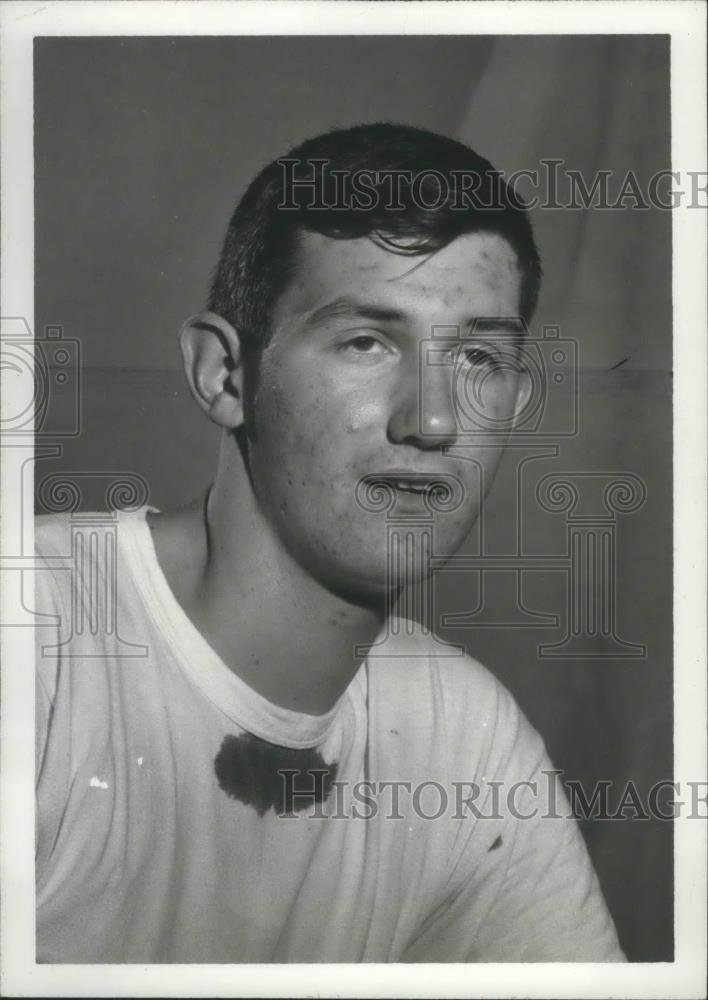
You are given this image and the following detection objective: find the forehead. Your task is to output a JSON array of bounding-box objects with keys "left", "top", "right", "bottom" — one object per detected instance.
[{"left": 272, "top": 229, "right": 522, "bottom": 329}]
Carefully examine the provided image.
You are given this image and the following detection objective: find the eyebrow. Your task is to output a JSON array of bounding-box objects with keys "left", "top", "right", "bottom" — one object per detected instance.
[
  {"left": 304, "top": 297, "right": 526, "bottom": 341},
  {"left": 470, "top": 317, "right": 526, "bottom": 340},
  {"left": 305, "top": 297, "right": 408, "bottom": 328}
]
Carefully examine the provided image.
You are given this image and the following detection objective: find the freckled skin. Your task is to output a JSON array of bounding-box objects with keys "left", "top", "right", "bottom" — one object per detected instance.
[{"left": 242, "top": 231, "right": 527, "bottom": 601}]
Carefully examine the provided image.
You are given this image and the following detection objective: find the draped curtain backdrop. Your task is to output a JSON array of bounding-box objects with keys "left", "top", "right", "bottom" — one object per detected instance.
[{"left": 35, "top": 35, "right": 672, "bottom": 961}]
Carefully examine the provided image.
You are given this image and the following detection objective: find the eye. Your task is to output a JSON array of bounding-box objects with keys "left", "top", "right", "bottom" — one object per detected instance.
[
  {"left": 339, "top": 335, "right": 389, "bottom": 357},
  {"left": 454, "top": 345, "right": 500, "bottom": 370}
]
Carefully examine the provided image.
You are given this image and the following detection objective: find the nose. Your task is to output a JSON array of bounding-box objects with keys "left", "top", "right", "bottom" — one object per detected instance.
[{"left": 387, "top": 355, "right": 458, "bottom": 450}]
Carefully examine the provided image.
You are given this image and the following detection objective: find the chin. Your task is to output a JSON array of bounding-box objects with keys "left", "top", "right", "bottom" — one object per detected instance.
[
  {"left": 313, "top": 550, "right": 439, "bottom": 610},
  {"left": 298, "top": 519, "right": 473, "bottom": 604}
]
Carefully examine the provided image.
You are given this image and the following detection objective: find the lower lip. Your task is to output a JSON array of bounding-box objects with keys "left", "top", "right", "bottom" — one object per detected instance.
[
  {"left": 397, "top": 485, "right": 448, "bottom": 500},
  {"left": 392, "top": 486, "right": 435, "bottom": 509},
  {"left": 360, "top": 478, "right": 450, "bottom": 511}
]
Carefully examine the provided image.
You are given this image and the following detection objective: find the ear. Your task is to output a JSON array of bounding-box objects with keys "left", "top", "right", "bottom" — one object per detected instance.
[{"left": 179, "top": 311, "right": 245, "bottom": 428}]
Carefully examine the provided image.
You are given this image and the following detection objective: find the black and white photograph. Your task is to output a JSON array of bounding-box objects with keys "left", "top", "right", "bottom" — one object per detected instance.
[{"left": 0, "top": 1, "right": 706, "bottom": 996}]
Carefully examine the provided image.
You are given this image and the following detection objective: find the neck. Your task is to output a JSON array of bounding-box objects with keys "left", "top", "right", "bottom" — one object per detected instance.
[{"left": 149, "top": 438, "right": 385, "bottom": 716}]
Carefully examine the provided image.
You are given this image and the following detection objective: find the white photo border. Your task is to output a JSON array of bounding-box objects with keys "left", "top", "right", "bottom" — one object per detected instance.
[{"left": 1, "top": 1, "right": 705, "bottom": 997}]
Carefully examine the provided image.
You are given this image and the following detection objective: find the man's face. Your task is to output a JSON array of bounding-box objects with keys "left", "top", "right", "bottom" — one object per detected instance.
[{"left": 243, "top": 229, "right": 527, "bottom": 600}]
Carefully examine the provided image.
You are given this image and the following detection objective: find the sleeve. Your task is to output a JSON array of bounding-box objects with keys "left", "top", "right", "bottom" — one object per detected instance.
[
  {"left": 33, "top": 542, "right": 66, "bottom": 783},
  {"left": 33, "top": 522, "right": 74, "bottom": 875},
  {"left": 465, "top": 767, "right": 626, "bottom": 961},
  {"left": 402, "top": 675, "right": 626, "bottom": 963},
  {"left": 35, "top": 665, "right": 54, "bottom": 785}
]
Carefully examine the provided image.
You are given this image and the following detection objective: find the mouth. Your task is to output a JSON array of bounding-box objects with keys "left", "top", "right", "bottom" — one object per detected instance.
[
  {"left": 355, "top": 471, "right": 466, "bottom": 517},
  {"left": 394, "top": 481, "right": 427, "bottom": 495},
  {"left": 392, "top": 479, "right": 438, "bottom": 497},
  {"left": 367, "top": 472, "right": 450, "bottom": 500}
]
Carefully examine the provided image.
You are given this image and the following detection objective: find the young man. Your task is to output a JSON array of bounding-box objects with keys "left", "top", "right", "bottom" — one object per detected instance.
[{"left": 35, "top": 123, "right": 625, "bottom": 962}]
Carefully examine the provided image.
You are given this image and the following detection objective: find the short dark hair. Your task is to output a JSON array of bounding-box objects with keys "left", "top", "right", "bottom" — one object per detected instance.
[{"left": 208, "top": 123, "right": 542, "bottom": 349}]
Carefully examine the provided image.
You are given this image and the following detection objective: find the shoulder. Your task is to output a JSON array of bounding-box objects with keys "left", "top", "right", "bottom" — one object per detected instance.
[
  {"left": 35, "top": 512, "right": 74, "bottom": 557},
  {"left": 34, "top": 508, "right": 150, "bottom": 563},
  {"left": 35, "top": 509, "right": 131, "bottom": 555},
  {"left": 34, "top": 513, "right": 76, "bottom": 617},
  {"left": 33, "top": 510, "right": 143, "bottom": 619},
  {"left": 374, "top": 622, "right": 545, "bottom": 776},
  {"left": 433, "top": 643, "right": 543, "bottom": 771},
  {"left": 377, "top": 621, "right": 521, "bottom": 719},
  {"left": 34, "top": 510, "right": 113, "bottom": 594}
]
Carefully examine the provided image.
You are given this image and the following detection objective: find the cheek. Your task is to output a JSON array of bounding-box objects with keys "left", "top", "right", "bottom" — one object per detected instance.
[
  {"left": 254, "top": 359, "right": 386, "bottom": 455},
  {"left": 248, "top": 380, "right": 359, "bottom": 515},
  {"left": 253, "top": 365, "right": 322, "bottom": 451},
  {"left": 341, "top": 397, "right": 384, "bottom": 434},
  {"left": 461, "top": 370, "right": 520, "bottom": 426},
  {"left": 488, "top": 379, "right": 519, "bottom": 419}
]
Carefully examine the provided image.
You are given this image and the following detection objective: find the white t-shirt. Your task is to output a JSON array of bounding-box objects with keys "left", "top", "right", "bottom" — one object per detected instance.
[{"left": 34, "top": 508, "right": 625, "bottom": 963}]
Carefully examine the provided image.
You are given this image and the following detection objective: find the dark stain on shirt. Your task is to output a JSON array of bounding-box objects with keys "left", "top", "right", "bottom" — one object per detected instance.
[
  {"left": 488, "top": 835, "right": 503, "bottom": 852},
  {"left": 214, "top": 733, "right": 338, "bottom": 817}
]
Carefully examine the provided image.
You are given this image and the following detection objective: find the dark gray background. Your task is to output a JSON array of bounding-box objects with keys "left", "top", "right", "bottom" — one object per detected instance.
[{"left": 34, "top": 35, "right": 672, "bottom": 961}]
